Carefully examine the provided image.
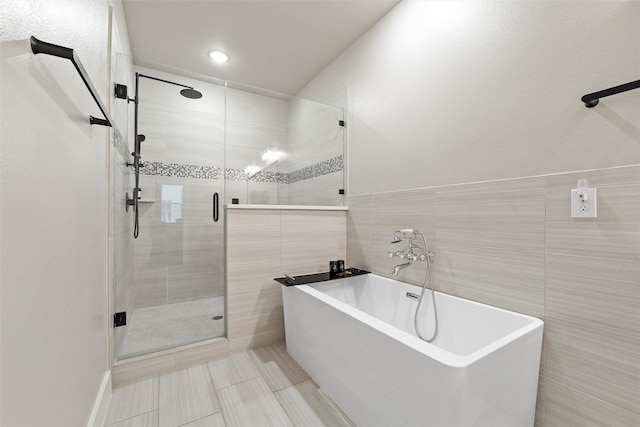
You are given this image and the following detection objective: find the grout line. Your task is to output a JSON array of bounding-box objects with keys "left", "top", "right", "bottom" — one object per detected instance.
[
  {"left": 105, "top": 409, "right": 158, "bottom": 427},
  {"left": 176, "top": 410, "right": 223, "bottom": 427},
  {"left": 156, "top": 372, "right": 161, "bottom": 424},
  {"left": 542, "top": 177, "right": 548, "bottom": 427},
  {"left": 275, "top": 393, "right": 297, "bottom": 427},
  {"left": 219, "top": 408, "right": 229, "bottom": 427},
  {"left": 212, "top": 373, "right": 262, "bottom": 393},
  {"left": 545, "top": 249, "right": 639, "bottom": 263},
  {"left": 544, "top": 377, "right": 636, "bottom": 414},
  {"left": 270, "top": 377, "right": 305, "bottom": 393},
  {"left": 348, "top": 164, "right": 640, "bottom": 197}
]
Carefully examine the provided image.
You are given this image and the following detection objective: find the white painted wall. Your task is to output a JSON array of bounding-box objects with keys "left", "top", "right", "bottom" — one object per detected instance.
[
  {"left": 0, "top": 1, "right": 119, "bottom": 425},
  {"left": 298, "top": 0, "right": 640, "bottom": 194}
]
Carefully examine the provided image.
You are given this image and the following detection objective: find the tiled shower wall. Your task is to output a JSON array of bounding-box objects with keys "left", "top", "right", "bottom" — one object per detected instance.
[
  {"left": 346, "top": 165, "right": 639, "bottom": 426},
  {"left": 226, "top": 84, "right": 289, "bottom": 205},
  {"left": 132, "top": 87, "right": 225, "bottom": 310},
  {"left": 133, "top": 176, "right": 225, "bottom": 309},
  {"left": 287, "top": 170, "right": 344, "bottom": 206}
]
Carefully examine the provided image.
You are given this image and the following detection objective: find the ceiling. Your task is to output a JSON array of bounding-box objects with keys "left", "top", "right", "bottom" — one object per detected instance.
[{"left": 122, "top": 0, "right": 400, "bottom": 95}]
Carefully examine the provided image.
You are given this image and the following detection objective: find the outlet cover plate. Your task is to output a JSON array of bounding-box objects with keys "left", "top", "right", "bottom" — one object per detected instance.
[{"left": 571, "top": 188, "right": 597, "bottom": 218}]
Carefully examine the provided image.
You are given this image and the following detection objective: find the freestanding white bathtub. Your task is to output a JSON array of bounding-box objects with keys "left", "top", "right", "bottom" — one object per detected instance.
[{"left": 282, "top": 273, "right": 543, "bottom": 427}]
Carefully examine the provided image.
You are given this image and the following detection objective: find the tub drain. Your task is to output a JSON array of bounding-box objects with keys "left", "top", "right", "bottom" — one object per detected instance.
[{"left": 212, "top": 315, "right": 223, "bottom": 320}]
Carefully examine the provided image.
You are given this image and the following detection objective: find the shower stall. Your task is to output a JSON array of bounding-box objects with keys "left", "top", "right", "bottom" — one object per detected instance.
[{"left": 110, "top": 53, "right": 345, "bottom": 360}]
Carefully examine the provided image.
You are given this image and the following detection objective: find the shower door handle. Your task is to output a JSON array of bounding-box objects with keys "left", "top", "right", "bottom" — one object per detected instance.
[{"left": 213, "top": 192, "right": 219, "bottom": 222}]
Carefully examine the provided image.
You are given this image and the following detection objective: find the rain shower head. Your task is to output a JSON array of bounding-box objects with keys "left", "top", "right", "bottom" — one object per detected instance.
[
  {"left": 136, "top": 73, "right": 203, "bottom": 100},
  {"left": 180, "top": 88, "right": 203, "bottom": 99}
]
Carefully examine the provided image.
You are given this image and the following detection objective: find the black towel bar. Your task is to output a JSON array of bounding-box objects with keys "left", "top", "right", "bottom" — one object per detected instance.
[
  {"left": 30, "top": 36, "right": 112, "bottom": 127},
  {"left": 581, "top": 79, "right": 640, "bottom": 108}
]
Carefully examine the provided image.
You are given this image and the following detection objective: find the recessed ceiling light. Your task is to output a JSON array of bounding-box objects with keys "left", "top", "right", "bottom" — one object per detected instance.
[{"left": 208, "top": 50, "right": 230, "bottom": 64}]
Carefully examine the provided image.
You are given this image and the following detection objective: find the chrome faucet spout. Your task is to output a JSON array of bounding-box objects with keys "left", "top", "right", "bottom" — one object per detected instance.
[{"left": 391, "top": 262, "right": 411, "bottom": 276}]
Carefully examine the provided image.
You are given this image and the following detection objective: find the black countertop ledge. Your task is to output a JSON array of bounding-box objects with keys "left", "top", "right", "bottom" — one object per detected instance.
[{"left": 274, "top": 268, "right": 370, "bottom": 286}]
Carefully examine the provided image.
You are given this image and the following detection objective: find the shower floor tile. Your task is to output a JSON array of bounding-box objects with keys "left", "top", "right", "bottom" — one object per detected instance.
[{"left": 119, "top": 297, "right": 225, "bottom": 358}]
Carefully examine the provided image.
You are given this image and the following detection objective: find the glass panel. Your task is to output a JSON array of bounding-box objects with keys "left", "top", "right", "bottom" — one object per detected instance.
[
  {"left": 225, "top": 82, "right": 345, "bottom": 206},
  {"left": 113, "top": 55, "right": 226, "bottom": 359},
  {"left": 246, "top": 160, "right": 282, "bottom": 204},
  {"left": 286, "top": 96, "right": 345, "bottom": 206},
  {"left": 111, "top": 52, "right": 134, "bottom": 360}
]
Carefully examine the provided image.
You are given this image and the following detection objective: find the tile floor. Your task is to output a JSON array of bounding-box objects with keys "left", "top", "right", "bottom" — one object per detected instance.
[
  {"left": 119, "top": 297, "right": 226, "bottom": 358},
  {"left": 106, "top": 342, "right": 355, "bottom": 427}
]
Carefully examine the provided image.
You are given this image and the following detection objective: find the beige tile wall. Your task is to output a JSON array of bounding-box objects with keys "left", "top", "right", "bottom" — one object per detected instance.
[
  {"left": 346, "top": 165, "right": 640, "bottom": 427},
  {"left": 226, "top": 208, "right": 347, "bottom": 353}
]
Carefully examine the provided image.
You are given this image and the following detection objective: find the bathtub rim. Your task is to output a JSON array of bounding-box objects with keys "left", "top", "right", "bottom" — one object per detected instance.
[{"left": 294, "top": 273, "right": 543, "bottom": 368}]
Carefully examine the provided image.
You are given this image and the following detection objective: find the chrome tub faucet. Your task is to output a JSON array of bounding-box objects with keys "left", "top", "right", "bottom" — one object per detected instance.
[{"left": 389, "top": 229, "right": 432, "bottom": 275}]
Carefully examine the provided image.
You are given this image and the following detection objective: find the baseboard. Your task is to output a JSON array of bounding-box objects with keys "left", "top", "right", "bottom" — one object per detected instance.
[{"left": 87, "top": 370, "right": 112, "bottom": 427}]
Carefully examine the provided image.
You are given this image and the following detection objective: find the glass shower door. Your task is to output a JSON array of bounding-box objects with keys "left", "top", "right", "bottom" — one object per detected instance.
[{"left": 113, "top": 58, "right": 226, "bottom": 359}]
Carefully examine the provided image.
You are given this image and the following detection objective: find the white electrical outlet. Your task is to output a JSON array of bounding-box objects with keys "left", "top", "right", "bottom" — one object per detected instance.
[{"left": 571, "top": 188, "right": 597, "bottom": 218}]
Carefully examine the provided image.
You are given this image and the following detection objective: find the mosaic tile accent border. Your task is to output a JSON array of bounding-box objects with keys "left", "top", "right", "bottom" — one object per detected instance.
[
  {"left": 226, "top": 168, "right": 250, "bottom": 182},
  {"left": 286, "top": 156, "right": 343, "bottom": 184},
  {"left": 247, "top": 170, "right": 288, "bottom": 184},
  {"left": 140, "top": 162, "right": 225, "bottom": 179},
  {"left": 139, "top": 155, "right": 343, "bottom": 184},
  {"left": 112, "top": 128, "right": 130, "bottom": 162}
]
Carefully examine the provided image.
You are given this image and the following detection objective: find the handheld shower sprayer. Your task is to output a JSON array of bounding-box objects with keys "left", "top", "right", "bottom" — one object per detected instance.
[
  {"left": 134, "top": 134, "right": 146, "bottom": 156},
  {"left": 391, "top": 229, "right": 418, "bottom": 243},
  {"left": 400, "top": 229, "right": 418, "bottom": 239},
  {"left": 388, "top": 228, "right": 438, "bottom": 342}
]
